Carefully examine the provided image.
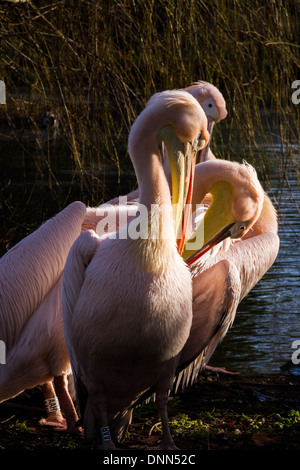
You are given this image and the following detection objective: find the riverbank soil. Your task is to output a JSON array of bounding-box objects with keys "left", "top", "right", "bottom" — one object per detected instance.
[{"left": 0, "top": 371, "right": 299, "bottom": 452}]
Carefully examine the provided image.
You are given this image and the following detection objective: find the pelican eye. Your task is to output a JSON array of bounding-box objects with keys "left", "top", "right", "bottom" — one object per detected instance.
[
  {"left": 240, "top": 225, "right": 246, "bottom": 230},
  {"left": 208, "top": 103, "right": 213, "bottom": 108}
]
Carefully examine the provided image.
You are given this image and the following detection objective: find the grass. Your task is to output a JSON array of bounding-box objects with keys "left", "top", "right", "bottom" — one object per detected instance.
[
  {"left": 127, "top": 397, "right": 300, "bottom": 448},
  {"left": 3, "top": 408, "right": 300, "bottom": 451},
  {"left": 273, "top": 409, "right": 300, "bottom": 430},
  {"left": 8, "top": 420, "right": 28, "bottom": 436}
]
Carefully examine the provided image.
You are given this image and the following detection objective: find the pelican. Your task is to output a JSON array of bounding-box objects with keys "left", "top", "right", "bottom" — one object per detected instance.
[
  {"left": 133, "top": 159, "right": 279, "bottom": 420},
  {"left": 0, "top": 199, "right": 139, "bottom": 431},
  {"left": 101, "top": 158, "right": 279, "bottom": 394},
  {"left": 0, "top": 202, "right": 87, "bottom": 431},
  {"left": 177, "top": 159, "right": 280, "bottom": 387},
  {"left": 183, "top": 80, "right": 227, "bottom": 162},
  {"left": 62, "top": 90, "right": 209, "bottom": 450}
]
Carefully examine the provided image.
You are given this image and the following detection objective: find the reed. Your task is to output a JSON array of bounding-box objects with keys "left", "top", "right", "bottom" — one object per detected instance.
[{"left": 0, "top": 0, "right": 299, "bottom": 253}]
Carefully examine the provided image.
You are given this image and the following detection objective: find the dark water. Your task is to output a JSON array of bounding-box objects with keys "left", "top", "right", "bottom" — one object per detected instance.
[
  {"left": 1, "top": 132, "right": 299, "bottom": 374},
  {"left": 210, "top": 144, "right": 300, "bottom": 374}
]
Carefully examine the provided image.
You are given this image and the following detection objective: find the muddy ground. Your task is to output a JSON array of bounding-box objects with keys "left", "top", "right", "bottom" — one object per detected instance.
[{"left": 0, "top": 371, "right": 300, "bottom": 460}]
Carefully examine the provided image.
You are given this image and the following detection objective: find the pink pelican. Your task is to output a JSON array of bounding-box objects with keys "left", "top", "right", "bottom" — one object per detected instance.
[
  {"left": 0, "top": 199, "right": 142, "bottom": 431},
  {"left": 62, "top": 92, "right": 279, "bottom": 449},
  {"left": 131, "top": 159, "right": 279, "bottom": 433},
  {"left": 0, "top": 202, "right": 87, "bottom": 431},
  {"left": 62, "top": 89, "right": 209, "bottom": 449},
  {"left": 177, "top": 159, "right": 279, "bottom": 388},
  {"left": 184, "top": 80, "right": 227, "bottom": 162}
]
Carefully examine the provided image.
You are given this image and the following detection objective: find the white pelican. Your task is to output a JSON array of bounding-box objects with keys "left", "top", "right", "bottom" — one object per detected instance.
[
  {"left": 0, "top": 202, "right": 87, "bottom": 431},
  {"left": 183, "top": 80, "right": 227, "bottom": 162},
  {"left": 132, "top": 160, "right": 279, "bottom": 424},
  {"left": 62, "top": 90, "right": 209, "bottom": 449},
  {"left": 0, "top": 200, "right": 139, "bottom": 431},
  {"left": 177, "top": 160, "right": 280, "bottom": 388}
]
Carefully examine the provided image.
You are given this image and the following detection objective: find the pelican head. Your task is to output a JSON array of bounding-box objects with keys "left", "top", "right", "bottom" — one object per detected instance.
[
  {"left": 184, "top": 81, "right": 227, "bottom": 163},
  {"left": 142, "top": 90, "right": 210, "bottom": 253},
  {"left": 182, "top": 160, "right": 265, "bottom": 265}
]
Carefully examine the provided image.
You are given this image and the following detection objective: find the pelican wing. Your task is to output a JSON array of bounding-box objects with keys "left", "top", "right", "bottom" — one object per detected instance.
[
  {"left": 0, "top": 201, "right": 87, "bottom": 349},
  {"left": 229, "top": 232, "right": 280, "bottom": 301},
  {"left": 175, "top": 230, "right": 279, "bottom": 391},
  {"left": 62, "top": 229, "right": 101, "bottom": 421},
  {"left": 174, "top": 259, "right": 241, "bottom": 391}
]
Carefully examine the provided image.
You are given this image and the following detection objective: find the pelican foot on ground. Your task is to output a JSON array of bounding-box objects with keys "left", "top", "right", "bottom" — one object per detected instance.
[
  {"left": 39, "top": 415, "right": 66, "bottom": 429},
  {"left": 205, "top": 366, "right": 240, "bottom": 375},
  {"left": 39, "top": 416, "right": 83, "bottom": 435},
  {"left": 101, "top": 441, "right": 118, "bottom": 450}
]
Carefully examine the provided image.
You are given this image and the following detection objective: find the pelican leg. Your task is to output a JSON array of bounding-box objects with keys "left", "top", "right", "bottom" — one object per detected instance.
[
  {"left": 39, "top": 381, "right": 66, "bottom": 428},
  {"left": 98, "top": 400, "right": 117, "bottom": 450},
  {"left": 155, "top": 390, "right": 179, "bottom": 450},
  {"left": 100, "top": 424, "right": 116, "bottom": 449},
  {"left": 84, "top": 394, "right": 117, "bottom": 449},
  {"left": 54, "top": 375, "right": 82, "bottom": 434}
]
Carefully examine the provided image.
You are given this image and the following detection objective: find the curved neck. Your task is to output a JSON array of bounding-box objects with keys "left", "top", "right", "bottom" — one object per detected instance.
[
  {"left": 128, "top": 110, "right": 173, "bottom": 211},
  {"left": 192, "top": 160, "right": 263, "bottom": 222},
  {"left": 244, "top": 194, "right": 278, "bottom": 237},
  {"left": 133, "top": 145, "right": 172, "bottom": 211},
  {"left": 191, "top": 160, "right": 277, "bottom": 240},
  {"left": 127, "top": 112, "right": 176, "bottom": 247},
  {"left": 192, "top": 160, "right": 238, "bottom": 208}
]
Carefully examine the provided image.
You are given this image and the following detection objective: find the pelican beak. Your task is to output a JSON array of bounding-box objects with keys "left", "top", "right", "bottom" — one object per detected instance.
[
  {"left": 184, "top": 222, "right": 235, "bottom": 266},
  {"left": 158, "top": 126, "right": 207, "bottom": 255},
  {"left": 182, "top": 181, "right": 240, "bottom": 265},
  {"left": 196, "top": 118, "right": 215, "bottom": 163},
  {"left": 174, "top": 143, "right": 195, "bottom": 256}
]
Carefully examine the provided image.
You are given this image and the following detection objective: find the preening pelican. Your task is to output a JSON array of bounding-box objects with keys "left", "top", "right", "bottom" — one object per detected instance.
[
  {"left": 176, "top": 160, "right": 280, "bottom": 387},
  {"left": 134, "top": 159, "right": 279, "bottom": 410},
  {"left": 62, "top": 90, "right": 209, "bottom": 450}
]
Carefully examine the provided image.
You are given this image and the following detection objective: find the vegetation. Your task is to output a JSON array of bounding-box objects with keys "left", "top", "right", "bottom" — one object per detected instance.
[
  {"left": 1, "top": 374, "right": 300, "bottom": 451},
  {"left": 0, "top": 0, "right": 299, "bottom": 253},
  {"left": 128, "top": 393, "right": 300, "bottom": 447}
]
